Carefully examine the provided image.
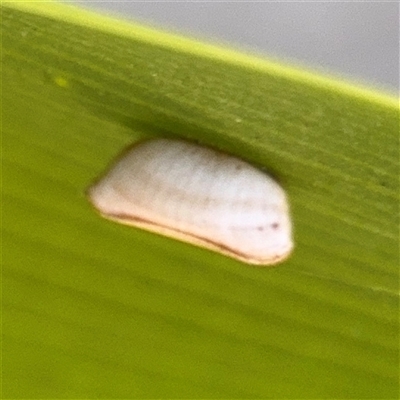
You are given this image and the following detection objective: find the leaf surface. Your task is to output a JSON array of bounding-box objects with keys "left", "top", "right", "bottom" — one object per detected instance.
[{"left": 2, "top": 2, "right": 399, "bottom": 398}]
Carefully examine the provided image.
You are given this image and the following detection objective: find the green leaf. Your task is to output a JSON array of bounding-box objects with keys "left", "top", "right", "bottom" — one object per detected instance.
[{"left": 2, "top": 2, "right": 399, "bottom": 398}]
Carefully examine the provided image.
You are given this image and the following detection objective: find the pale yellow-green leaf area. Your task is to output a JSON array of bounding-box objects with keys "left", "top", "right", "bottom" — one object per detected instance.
[{"left": 2, "top": 2, "right": 399, "bottom": 399}]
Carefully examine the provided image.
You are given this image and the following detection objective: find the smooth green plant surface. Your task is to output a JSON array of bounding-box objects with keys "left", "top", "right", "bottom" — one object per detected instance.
[{"left": 2, "top": 2, "right": 399, "bottom": 398}]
